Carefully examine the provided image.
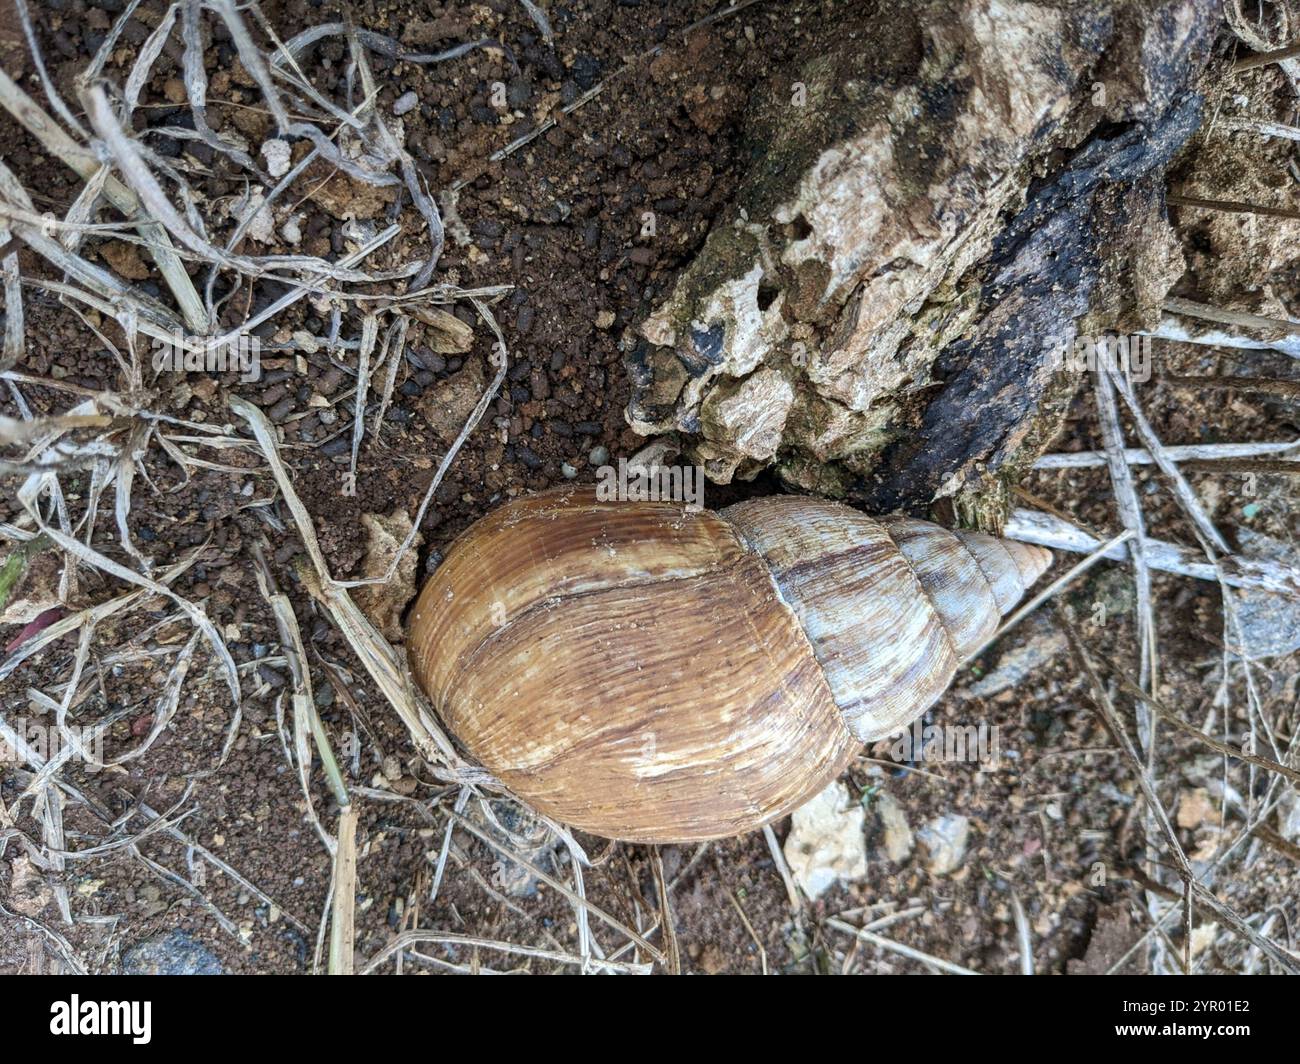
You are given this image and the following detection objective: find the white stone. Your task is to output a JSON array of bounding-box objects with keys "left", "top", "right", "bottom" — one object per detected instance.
[
  {"left": 918, "top": 813, "right": 970, "bottom": 876},
  {"left": 783, "top": 781, "right": 867, "bottom": 899},
  {"left": 260, "top": 138, "right": 292, "bottom": 178}
]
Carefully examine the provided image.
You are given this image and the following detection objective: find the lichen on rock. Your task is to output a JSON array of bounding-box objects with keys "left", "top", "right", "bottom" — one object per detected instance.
[{"left": 626, "top": 0, "right": 1217, "bottom": 525}]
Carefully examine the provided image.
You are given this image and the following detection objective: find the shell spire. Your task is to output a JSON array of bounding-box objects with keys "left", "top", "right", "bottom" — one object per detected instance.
[{"left": 719, "top": 497, "right": 1051, "bottom": 743}]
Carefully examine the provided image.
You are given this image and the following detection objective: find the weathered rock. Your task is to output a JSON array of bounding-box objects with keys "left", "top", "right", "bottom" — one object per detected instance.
[
  {"left": 417, "top": 358, "right": 486, "bottom": 444},
  {"left": 232, "top": 188, "right": 275, "bottom": 244},
  {"left": 7, "top": 855, "right": 52, "bottom": 917},
  {"left": 783, "top": 781, "right": 867, "bottom": 899},
  {"left": 1226, "top": 528, "right": 1300, "bottom": 660},
  {"left": 352, "top": 510, "right": 423, "bottom": 643},
  {"left": 260, "top": 138, "right": 292, "bottom": 178},
  {"left": 122, "top": 930, "right": 224, "bottom": 975},
  {"left": 875, "top": 791, "right": 914, "bottom": 863},
  {"left": 1176, "top": 787, "right": 1215, "bottom": 829},
  {"left": 963, "top": 617, "right": 1066, "bottom": 699},
  {"left": 918, "top": 813, "right": 970, "bottom": 876},
  {"left": 626, "top": 0, "right": 1217, "bottom": 524},
  {"left": 100, "top": 240, "right": 151, "bottom": 281}
]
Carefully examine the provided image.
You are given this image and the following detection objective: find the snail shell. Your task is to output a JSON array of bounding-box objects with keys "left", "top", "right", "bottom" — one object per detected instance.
[{"left": 407, "top": 486, "right": 1050, "bottom": 843}]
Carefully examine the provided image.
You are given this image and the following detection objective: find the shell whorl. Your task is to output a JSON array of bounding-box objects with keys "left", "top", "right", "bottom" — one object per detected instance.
[{"left": 719, "top": 496, "right": 1051, "bottom": 742}]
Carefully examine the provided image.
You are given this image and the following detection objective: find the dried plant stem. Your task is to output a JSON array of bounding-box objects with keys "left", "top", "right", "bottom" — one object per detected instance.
[
  {"left": 449, "top": 811, "right": 665, "bottom": 964},
  {"left": 328, "top": 805, "right": 358, "bottom": 975},
  {"left": 1060, "top": 616, "right": 1300, "bottom": 975},
  {"left": 1147, "top": 297, "right": 1300, "bottom": 358},
  {"left": 1104, "top": 362, "right": 1229, "bottom": 553},
  {"left": 1108, "top": 673, "right": 1300, "bottom": 787},
  {"left": 1169, "top": 193, "right": 1300, "bottom": 221},
  {"left": 1216, "top": 116, "right": 1300, "bottom": 141},
  {"left": 1008, "top": 888, "right": 1034, "bottom": 975},
  {"left": 0, "top": 69, "right": 208, "bottom": 332},
  {"left": 1034, "top": 438, "right": 1300, "bottom": 469},
  {"left": 1166, "top": 375, "right": 1300, "bottom": 396},
  {"left": 650, "top": 847, "right": 682, "bottom": 974},
  {"left": 361, "top": 930, "right": 652, "bottom": 975},
  {"left": 1231, "top": 39, "right": 1300, "bottom": 71},
  {"left": 1092, "top": 367, "right": 1157, "bottom": 696},
  {"left": 1004, "top": 508, "right": 1300, "bottom": 597},
  {"left": 824, "top": 918, "right": 980, "bottom": 975}
]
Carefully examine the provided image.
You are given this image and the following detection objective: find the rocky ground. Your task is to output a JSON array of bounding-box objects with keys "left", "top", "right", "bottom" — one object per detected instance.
[{"left": 0, "top": 0, "right": 1298, "bottom": 974}]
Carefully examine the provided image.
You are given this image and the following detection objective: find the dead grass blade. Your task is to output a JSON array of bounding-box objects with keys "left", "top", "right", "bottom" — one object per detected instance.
[
  {"left": 824, "top": 918, "right": 980, "bottom": 974},
  {"left": 449, "top": 810, "right": 666, "bottom": 965},
  {"left": 360, "top": 929, "right": 652, "bottom": 975},
  {"left": 328, "top": 805, "right": 358, "bottom": 974},
  {"left": 1059, "top": 613, "right": 1300, "bottom": 974},
  {"left": 1004, "top": 507, "right": 1300, "bottom": 597}
]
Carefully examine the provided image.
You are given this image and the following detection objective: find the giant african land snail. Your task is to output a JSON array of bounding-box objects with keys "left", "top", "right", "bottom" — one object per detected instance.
[{"left": 407, "top": 486, "right": 1050, "bottom": 843}]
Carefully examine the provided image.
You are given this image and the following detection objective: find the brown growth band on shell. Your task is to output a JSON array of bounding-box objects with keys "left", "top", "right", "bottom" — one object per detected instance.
[{"left": 407, "top": 485, "right": 1050, "bottom": 843}]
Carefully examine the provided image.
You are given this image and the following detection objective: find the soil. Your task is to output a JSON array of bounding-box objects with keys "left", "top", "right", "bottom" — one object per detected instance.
[{"left": 1, "top": 0, "right": 1298, "bottom": 975}]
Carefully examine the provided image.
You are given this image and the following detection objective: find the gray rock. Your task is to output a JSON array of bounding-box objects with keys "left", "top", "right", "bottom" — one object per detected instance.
[
  {"left": 965, "top": 617, "right": 1066, "bottom": 698},
  {"left": 393, "top": 91, "right": 419, "bottom": 117},
  {"left": 123, "top": 930, "right": 224, "bottom": 975},
  {"left": 918, "top": 813, "right": 970, "bottom": 876},
  {"left": 474, "top": 800, "right": 561, "bottom": 897},
  {"left": 1229, "top": 529, "right": 1300, "bottom": 660}
]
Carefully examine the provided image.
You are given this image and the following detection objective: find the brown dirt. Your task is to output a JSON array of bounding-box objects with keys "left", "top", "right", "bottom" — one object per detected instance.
[{"left": 1, "top": 1, "right": 1298, "bottom": 975}]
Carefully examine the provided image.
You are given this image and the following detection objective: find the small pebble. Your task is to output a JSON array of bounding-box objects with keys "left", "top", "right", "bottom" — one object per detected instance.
[
  {"left": 259, "top": 383, "right": 287, "bottom": 406},
  {"left": 318, "top": 367, "right": 345, "bottom": 396},
  {"left": 268, "top": 397, "right": 296, "bottom": 423},
  {"left": 257, "top": 664, "right": 287, "bottom": 688},
  {"left": 261, "top": 138, "right": 292, "bottom": 178},
  {"left": 560, "top": 462, "right": 578, "bottom": 479},
  {"left": 123, "top": 931, "right": 223, "bottom": 976},
  {"left": 588, "top": 445, "right": 609, "bottom": 466},
  {"left": 393, "top": 91, "right": 419, "bottom": 116}
]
